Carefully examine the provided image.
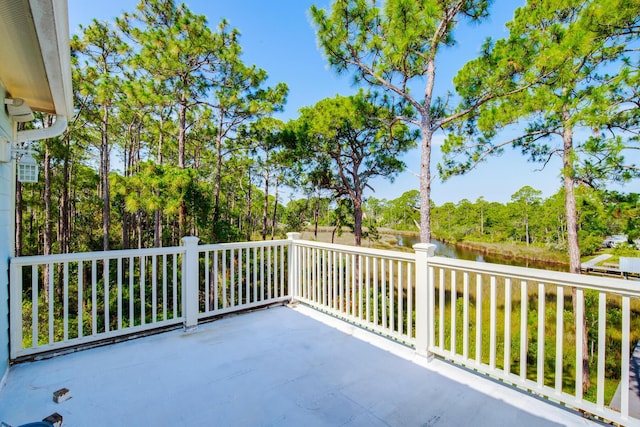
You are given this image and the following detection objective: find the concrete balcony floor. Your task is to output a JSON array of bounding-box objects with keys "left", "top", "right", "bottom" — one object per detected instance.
[{"left": 0, "top": 305, "right": 598, "bottom": 427}]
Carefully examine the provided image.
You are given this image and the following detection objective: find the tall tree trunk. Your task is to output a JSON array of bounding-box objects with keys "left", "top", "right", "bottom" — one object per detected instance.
[
  {"left": 271, "top": 175, "right": 279, "bottom": 240},
  {"left": 61, "top": 134, "right": 70, "bottom": 254},
  {"left": 154, "top": 122, "right": 164, "bottom": 248},
  {"left": 101, "top": 104, "right": 111, "bottom": 251},
  {"left": 419, "top": 114, "right": 433, "bottom": 243},
  {"left": 314, "top": 198, "right": 320, "bottom": 240},
  {"left": 177, "top": 94, "right": 187, "bottom": 239},
  {"left": 137, "top": 210, "right": 143, "bottom": 250},
  {"left": 353, "top": 197, "right": 363, "bottom": 247},
  {"left": 262, "top": 155, "right": 269, "bottom": 241},
  {"left": 245, "top": 167, "right": 252, "bottom": 241},
  {"left": 562, "top": 118, "right": 590, "bottom": 393},
  {"left": 213, "top": 117, "right": 224, "bottom": 228},
  {"left": 419, "top": 57, "right": 436, "bottom": 244}
]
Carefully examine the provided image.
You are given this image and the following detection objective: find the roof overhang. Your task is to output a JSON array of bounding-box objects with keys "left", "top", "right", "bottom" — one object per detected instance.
[{"left": 0, "top": 0, "right": 73, "bottom": 119}]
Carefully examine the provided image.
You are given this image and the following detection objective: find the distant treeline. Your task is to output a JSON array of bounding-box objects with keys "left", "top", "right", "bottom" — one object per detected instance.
[{"left": 354, "top": 187, "right": 638, "bottom": 256}]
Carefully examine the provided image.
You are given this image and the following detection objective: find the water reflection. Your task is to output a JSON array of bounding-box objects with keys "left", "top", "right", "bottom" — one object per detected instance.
[{"left": 395, "top": 234, "right": 564, "bottom": 271}]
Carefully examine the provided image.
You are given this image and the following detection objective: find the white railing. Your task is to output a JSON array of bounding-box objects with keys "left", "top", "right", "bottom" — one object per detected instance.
[
  {"left": 9, "top": 234, "right": 639, "bottom": 425},
  {"left": 290, "top": 239, "right": 416, "bottom": 345},
  {"left": 425, "top": 255, "right": 640, "bottom": 426},
  {"left": 195, "top": 239, "right": 290, "bottom": 320},
  {"left": 286, "top": 238, "right": 640, "bottom": 426},
  {"left": 9, "top": 237, "right": 293, "bottom": 359},
  {"left": 10, "top": 245, "right": 186, "bottom": 359}
]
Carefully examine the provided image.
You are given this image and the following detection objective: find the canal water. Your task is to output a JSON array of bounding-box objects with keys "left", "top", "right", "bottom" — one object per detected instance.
[{"left": 394, "top": 234, "right": 566, "bottom": 271}]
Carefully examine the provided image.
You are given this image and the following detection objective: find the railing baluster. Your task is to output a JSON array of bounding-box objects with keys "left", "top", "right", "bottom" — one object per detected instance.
[
  {"left": 345, "top": 254, "right": 351, "bottom": 314},
  {"left": 359, "top": 255, "right": 364, "bottom": 321},
  {"left": 323, "top": 249, "right": 329, "bottom": 307},
  {"left": 309, "top": 247, "right": 314, "bottom": 302},
  {"left": 622, "top": 296, "right": 630, "bottom": 420},
  {"left": 407, "top": 262, "right": 412, "bottom": 338},
  {"left": 555, "top": 286, "right": 564, "bottom": 393},
  {"left": 253, "top": 247, "right": 258, "bottom": 303},
  {"left": 365, "top": 255, "right": 370, "bottom": 322},
  {"left": 537, "top": 282, "right": 545, "bottom": 388},
  {"left": 463, "top": 271, "right": 469, "bottom": 359},
  {"left": 280, "top": 244, "right": 285, "bottom": 298},
  {"left": 78, "top": 261, "right": 83, "bottom": 337},
  {"left": 140, "top": 256, "right": 146, "bottom": 325},
  {"left": 92, "top": 259, "right": 97, "bottom": 335},
  {"left": 222, "top": 250, "right": 227, "bottom": 309},
  {"left": 205, "top": 251, "right": 210, "bottom": 312},
  {"left": 504, "top": 278, "right": 511, "bottom": 376},
  {"left": 388, "top": 259, "right": 394, "bottom": 330},
  {"left": 306, "top": 247, "right": 311, "bottom": 300},
  {"left": 398, "top": 261, "right": 403, "bottom": 336},
  {"left": 373, "top": 257, "right": 378, "bottom": 325},
  {"left": 475, "top": 273, "right": 482, "bottom": 365},
  {"left": 428, "top": 265, "right": 435, "bottom": 351},
  {"left": 381, "top": 258, "right": 386, "bottom": 327},
  {"left": 212, "top": 251, "right": 219, "bottom": 310},
  {"left": 246, "top": 247, "right": 250, "bottom": 303},
  {"left": 327, "top": 249, "right": 336, "bottom": 309},
  {"left": 596, "top": 291, "right": 606, "bottom": 410},
  {"left": 162, "top": 254, "right": 167, "bottom": 320},
  {"left": 490, "top": 275, "right": 497, "bottom": 370},
  {"left": 173, "top": 254, "right": 178, "bottom": 317},
  {"left": 151, "top": 256, "right": 157, "bottom": 324},
  {"left": 576, "top": 288, "right": 584, "bottom": 401},
  {"left": 351, "top": 254, "right": 356, "bottom": 316},
  {"left": 231, "top": 248, "right": 235, "bottom": 307},
  {"left": 32, "top": 265, "right": 38, "bottom": 346},
  {"left": 260, "top": 246, "right": 265, "bottom": 302},
  {"left": 239, "top": 247, "right": 244, "bottom": 304},
  {"left": 520, "top": 280, "right": 527, "bottom": 380},
  {"left": 48, "top": 263, "right": 54, "bottom": 344},
  {"left": 117, "top": 258, "right": 123, "bottom": 330},
  {"left": 322, "top": 249, "right": 327, "bottom": 306},
  {"left": 104, "top": 259, "right": 110, "bottom": 333},
  {"left": 267, "top": 248, "right": 273, "bottom": 299},
  {"left": 451, "top": 270, "right": 456, "bottom": 355},
  {"left": 129, "top": 257, "right": 134, "bottom": 327},
  {"left": 63, "top": 262, "right": 69, "bottom": 341},
  {"left": 439, "top": 268, "right": 444, "bottom": 349}
]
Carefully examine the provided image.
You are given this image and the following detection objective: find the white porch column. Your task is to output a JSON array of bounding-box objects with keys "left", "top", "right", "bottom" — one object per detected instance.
[
  {"left": 414, "top": 243, "right": 436, "bottom": 358},
  {"left": 286, "top": 232, "right": 301, "bottom": 300},
  {"left": 182, "top": 236, "right": 200, "bottom": 331}
]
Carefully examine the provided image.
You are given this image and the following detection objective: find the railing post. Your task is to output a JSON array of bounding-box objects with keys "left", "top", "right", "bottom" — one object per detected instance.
[
  {"left": 286, "top": 232, "right": 301, "bottom": 300},
  {"left": 9, "top": 259, "right": 21, "bottom": 360},
  {"left": 414, "top": 243, "right": 436, "bottom": 359},
  {"left": 181, "top": 236, "right": 200, "bottom": 331}
]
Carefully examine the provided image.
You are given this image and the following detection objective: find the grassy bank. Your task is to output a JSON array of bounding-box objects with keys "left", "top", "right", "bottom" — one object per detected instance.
[
  {"left": 435, "top": 237, "right": 570, "bottom": 266},
  {"left": 293, "top": 227, "right": 571, "bottom": 264},
  {"left": 297, "top": 227, "right": 412, "bottom": 252}
]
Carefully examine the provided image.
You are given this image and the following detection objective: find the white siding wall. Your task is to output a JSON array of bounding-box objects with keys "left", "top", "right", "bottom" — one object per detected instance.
[{"left": 0, "top": 83, "right": 13, "bottom": 383}]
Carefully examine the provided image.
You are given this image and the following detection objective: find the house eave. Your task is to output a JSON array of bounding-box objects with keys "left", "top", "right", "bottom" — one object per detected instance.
[{"left": 0, "top": 0, "right": 73, "bottom": 119}]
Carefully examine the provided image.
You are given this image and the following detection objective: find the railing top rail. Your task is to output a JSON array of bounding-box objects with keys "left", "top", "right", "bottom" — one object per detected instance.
[
  {"left": 292, "top": 239, "right": 415, "bottom": 261},
  {"left": 429, "top": 255, "right": 640, "bottom": 296},
  {"left": 11, "top": 245, "right": 186, "bottom": 266},
  {"left": 198, "top": 239, "right": 290, "bottom": 252}
]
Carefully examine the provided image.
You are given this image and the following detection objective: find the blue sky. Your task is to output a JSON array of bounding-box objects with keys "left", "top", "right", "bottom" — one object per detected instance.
[{"left": 68, "top": 0, "right": 639, "bottom": 205}]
